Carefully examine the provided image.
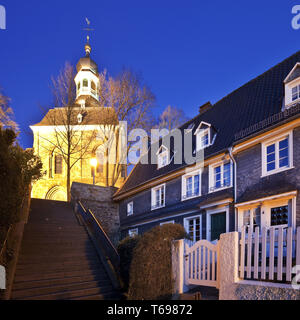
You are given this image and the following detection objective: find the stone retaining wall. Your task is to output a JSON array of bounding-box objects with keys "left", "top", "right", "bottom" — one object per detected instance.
[{"left": 71, "top": 182, "right": 120, "bottom": 246}]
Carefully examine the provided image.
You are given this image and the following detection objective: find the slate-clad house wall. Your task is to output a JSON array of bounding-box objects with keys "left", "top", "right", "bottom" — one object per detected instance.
[
  {"left": 114, "top": 51, "right": 300, "bottom": 240},
  {"left": 235, "top": 126, "right": 300, "bottom": 230}
]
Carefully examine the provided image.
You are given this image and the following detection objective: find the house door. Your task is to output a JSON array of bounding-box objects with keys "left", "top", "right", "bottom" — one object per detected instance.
[{"left": 211, "top": 212, "right": 226, "bottom": 241}]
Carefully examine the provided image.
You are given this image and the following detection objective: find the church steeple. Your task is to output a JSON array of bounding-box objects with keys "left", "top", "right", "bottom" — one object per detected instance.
[{"left": 74, "top": 19, "right": 100, "bottom": 103}]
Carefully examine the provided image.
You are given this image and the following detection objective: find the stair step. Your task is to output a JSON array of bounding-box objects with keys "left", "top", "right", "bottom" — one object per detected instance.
[
  {"left": 13, "top": 275, "right": 110, "bottom": 290},
  {"left": 72, "top": 292, "right": 121, "bottom": 300},
  {"left": 14, "top": 267, "right": 107, "bottom": 283},
  {"left": 12, "top": 280, "right": 113, "bottom": 299},
  {"left": 11, "top": 198, "right": 120, "bottom": 300},
  {"left": 18, "top": 253, "right": 98, "bottom": 264},
  {"left": 15, "top": 261, "right": 101, "bottom": 274},
  {"left": 14, "top": 286, "right": 115, "bottom": 300}
]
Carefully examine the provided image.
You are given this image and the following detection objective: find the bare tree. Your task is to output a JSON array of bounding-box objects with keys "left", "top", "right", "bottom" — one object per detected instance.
[
  {"left": 157, "top": 105, "right": 188, "bottom": 131},
  {"left": 97, "top": 69, "right": 156, "bottom": 186},
  {"left": 39, "top": 63, "right": 98, "bottom": 201},
  {"left": 0, "top": 90, "right": 18, "bottom": 130}
]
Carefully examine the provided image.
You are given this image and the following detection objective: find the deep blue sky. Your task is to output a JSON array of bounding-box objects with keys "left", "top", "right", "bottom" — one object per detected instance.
[{"left": 0, "top": 0, "right": 299, "bottom": 148}]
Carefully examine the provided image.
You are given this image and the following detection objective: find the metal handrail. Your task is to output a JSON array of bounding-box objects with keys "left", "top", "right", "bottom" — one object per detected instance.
[
  {"left": 76, "top": 201, "right": 120, "bottom": 272},
  {"left": 0, "top": 226, "right": 12, "bottom": 263}
]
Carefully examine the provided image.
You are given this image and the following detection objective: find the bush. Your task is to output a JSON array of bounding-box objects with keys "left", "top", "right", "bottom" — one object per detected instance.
[
  {"left": 128, "top": 223, "right": 187, "bottom": 300},
  {"left": 117, "top": 235, "right": 140, "bottom": 292},
  {"left": 0, "top": 128, "right": 43, "bottom": 230}
]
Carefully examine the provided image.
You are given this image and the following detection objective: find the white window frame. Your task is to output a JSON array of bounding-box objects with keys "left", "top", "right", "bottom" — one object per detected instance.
[
  {"left": 127, "top": 201, "right": 133, "bottom": 216},
  {"left": 184, "top": 214, "right": 202, "bottom": 243},
  {"left": 181, "top": 169, "right": 202, "bottom": 201},
  {"left": 128, "top": 228, "right": 138, "bottom": 237},
  {"left": 261, "top": 131, "right": 293, "bottom": 177},
  {"left": 196, "top": 129, "right": 210, "bottom": 151},
  {"left": 237, "top": 196, "right": 296, "bottom": 232},
  {"left": 160, "top": 220, "right": 175, "bottom": 226},
  {"left": 157, "top": 145, "right": 169, "bottom": 169},
  {"left": 208, "top": 161, "right": 232, "bottom": 193},
  {"left": 151, "top": 183, "right": 166, "bottom": 210}
]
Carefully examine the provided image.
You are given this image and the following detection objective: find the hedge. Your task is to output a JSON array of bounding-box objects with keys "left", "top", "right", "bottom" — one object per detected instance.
[{"left": 127, "top": 223, "right": 187, "bottom": 300}]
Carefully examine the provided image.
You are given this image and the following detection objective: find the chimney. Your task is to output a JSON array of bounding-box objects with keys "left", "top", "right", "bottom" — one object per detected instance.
[{"left": 199, "top": 101, "right": 212, "bottom": 115}]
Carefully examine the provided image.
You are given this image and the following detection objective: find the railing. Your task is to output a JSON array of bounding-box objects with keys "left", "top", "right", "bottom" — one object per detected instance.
[
  {"left": 151, "top": 203, "right": 164, "bottom": 210},
  {"left": 209, "top": 182, "right": 231, "bottom": 193},
  {"left": 239, "top": 226, "right": 300, "bottom": 283},
  {"left": 182, "top": 191, "right": 200, "bottom": 200},
  {"left": 75, "top": 201, "right": 120, "bottom": 274},
  {"left": 0, "top": 226, "right": 12, "bottom": 265}
]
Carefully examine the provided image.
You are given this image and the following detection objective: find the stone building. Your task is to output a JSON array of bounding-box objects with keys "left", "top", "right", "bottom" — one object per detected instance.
[{"left": 30, "top": 41, "right": 126, "bottom": 201}]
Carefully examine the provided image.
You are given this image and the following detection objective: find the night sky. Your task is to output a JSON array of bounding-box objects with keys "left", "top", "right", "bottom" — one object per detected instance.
[{"left": 0, "top": 0, "right": 299, "bottom": 148}]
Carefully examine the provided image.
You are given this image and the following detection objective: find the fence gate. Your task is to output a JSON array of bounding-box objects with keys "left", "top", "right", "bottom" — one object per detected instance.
[{"left": 184, "top": 239, "right": 219, "bottom": 287}]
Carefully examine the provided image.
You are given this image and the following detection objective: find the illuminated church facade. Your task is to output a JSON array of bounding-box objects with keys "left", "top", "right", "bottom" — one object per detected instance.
[{"left": 30, "top": 41, "right": 126, "bottom": 201}]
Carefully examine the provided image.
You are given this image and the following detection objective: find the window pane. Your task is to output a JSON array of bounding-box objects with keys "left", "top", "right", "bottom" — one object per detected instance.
[
  {"left": 267, "top": 153, "right": 275, "bottom": 163},
  {"left": 279, "top": 157, "right": 289, "bottom": 168},
  {"left": 243, "top": 210, "right": 251, "bottom": 227},
  {"left": 267, "top": 144, "right": 275, "bottom": 154},
  {"left": 271, "top": 206, "right": 288, "bottom": 226},
  {"left": 267, "top": 162, "right": 276, "bottom": 171},
  {"left": 194, "top": 174, "right": 200, "bottom": 195},
  {"left": 253, "top": 207, "right": 261, "bottom": 230},
  {"left": 223, "top": 163, "right": 231, "bottom": 186},
  {"left": 279, "top": 138, "right": 288, "bottom": 149},
  {"left": 155, "top": 189, "right": 160, "bottom": 206},
  {"left": 160, "top": 187, "right": 164, "bottom": 206},
  {"left": 214, "top": 166, "right": 221, "bottom": 188}
]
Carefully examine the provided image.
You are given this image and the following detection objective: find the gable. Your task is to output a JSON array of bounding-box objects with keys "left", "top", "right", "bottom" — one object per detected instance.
[{"left": 284, "top": 63, "right": 300, "bottom": 84}]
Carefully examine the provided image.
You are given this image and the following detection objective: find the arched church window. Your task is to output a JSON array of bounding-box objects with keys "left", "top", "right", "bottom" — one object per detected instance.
[
  {"left": 54, "top": 154, "right": 63, "bottom": 175},
  {"left": 83, "top": 79, "right": 88, "bottom": 87}
]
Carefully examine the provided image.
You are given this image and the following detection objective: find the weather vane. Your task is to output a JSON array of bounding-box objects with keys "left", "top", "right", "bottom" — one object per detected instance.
[{"left": 83, "top": 17, "right": 94, "bottom": 44}]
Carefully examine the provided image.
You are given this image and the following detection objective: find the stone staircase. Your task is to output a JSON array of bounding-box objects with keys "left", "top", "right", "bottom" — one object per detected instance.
[{"left": 11, "top": 198, "right": 120, "bottom": 300}]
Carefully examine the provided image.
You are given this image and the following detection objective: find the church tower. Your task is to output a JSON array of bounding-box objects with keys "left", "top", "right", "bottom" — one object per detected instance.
[{"left": 74, "top": 39, "right": 100, "bottom": 104}]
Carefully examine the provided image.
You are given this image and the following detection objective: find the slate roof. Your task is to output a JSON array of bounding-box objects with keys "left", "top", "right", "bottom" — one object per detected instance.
[
  {"left": 115, "top": 51, "right": 300, "bottom": 198},
  {"left": 32, "top": 105, "right": 118, "bottom": 127}
]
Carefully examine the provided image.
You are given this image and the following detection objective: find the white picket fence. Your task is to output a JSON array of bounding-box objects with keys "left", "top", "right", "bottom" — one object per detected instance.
[
  {"left": 184, "top": 239, "right": 219, "bottom": 287},
  {"left": 239, "top": 226, "right": 300, "bottom": 282}
]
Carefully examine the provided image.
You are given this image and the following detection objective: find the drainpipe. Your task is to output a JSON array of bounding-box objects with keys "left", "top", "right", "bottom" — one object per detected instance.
[{"left": 228, "top": 147, "right": 237, "bottom": 231}]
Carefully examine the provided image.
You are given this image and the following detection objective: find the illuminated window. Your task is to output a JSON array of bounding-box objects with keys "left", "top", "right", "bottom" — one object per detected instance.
[{"left": 83, "top": 79, "right": 88, "bottom": 87}]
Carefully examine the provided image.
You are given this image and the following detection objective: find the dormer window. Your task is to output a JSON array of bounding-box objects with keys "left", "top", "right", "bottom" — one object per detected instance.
[
  {"left": 195, "top": 121, "right": 211, "bottom": 151},
  {"left": 284, "top": 63, "right": 300, "bottom": 107},
  {"left": 292, "top": 85, "right": 300, "bottom": 101},
  {"left": 157, "top": 145, "right": 169, "bottom": 169}
]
